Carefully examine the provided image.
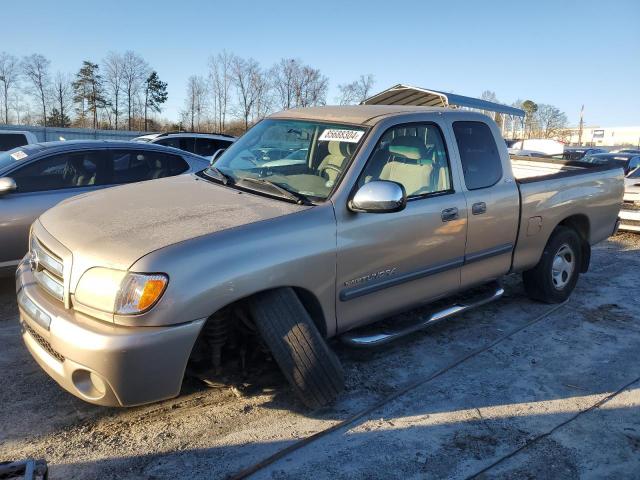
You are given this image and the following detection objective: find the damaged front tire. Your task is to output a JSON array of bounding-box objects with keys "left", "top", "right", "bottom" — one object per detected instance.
[{"left": 248, "top": 288, "right": 344, "bottom": 408}]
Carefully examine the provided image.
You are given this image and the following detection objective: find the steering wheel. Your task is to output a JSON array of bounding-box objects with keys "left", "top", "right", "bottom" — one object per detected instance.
[
  {"left": 320, "top": 164, "right": 342, "bottom": 179},
  {"left": 239, "top": 150, "right": 261, "bottom": 167}
]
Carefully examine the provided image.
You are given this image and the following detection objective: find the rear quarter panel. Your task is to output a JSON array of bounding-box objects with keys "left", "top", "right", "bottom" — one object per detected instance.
[{"left": 512, "top": 168, "right": 624, "bottom": 272}]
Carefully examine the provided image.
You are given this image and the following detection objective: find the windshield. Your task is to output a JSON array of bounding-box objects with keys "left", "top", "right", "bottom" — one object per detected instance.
[{"left": 205, "top": 119, "right": 366, "bottom": 201}]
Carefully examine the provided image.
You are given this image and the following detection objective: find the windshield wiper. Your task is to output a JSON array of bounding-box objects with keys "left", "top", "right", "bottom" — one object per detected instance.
[
  {"left": 204, "top": 166, "right": 234, "bottom": 185},
  {"left": 237, "top": 177, "right": 311, "bottom": 205}
]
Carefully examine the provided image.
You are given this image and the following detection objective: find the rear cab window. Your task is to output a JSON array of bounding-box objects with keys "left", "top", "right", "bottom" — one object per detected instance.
[
  {"left": 0, "top": 133, "right": 29, "bottom": 152},
  {"left": 452, "top": 121, "right": 502, "bottom": 190}
]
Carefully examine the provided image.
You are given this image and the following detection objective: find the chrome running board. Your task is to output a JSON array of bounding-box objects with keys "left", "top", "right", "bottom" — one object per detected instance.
[{"left": 340, "top": 281, "right": 504, "bottom": 348}]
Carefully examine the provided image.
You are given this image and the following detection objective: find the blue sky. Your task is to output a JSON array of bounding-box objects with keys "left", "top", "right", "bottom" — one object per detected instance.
[{"left": 4, "top": 0, "right": 639, "bottom": 126}]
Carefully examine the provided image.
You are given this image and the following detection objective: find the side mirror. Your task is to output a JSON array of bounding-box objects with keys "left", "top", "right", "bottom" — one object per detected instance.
[
  {"left": 349, "top": 180, "right": 406, "bottom": 213},
  {"left": 0, "top": 177, "right": 17, "bottom": 197},
  {"left": 210, "top": 148, "right": 227, "bottom": 164}
]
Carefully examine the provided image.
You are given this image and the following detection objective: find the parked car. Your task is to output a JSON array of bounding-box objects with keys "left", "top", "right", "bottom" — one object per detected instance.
[
  {"left": 0, "top": 140, "right": 209, "bottom": 275},
  {"left": 15, "top": 106, "right": 623, "bottom": 408},
  {"left": 509, "top": 138, "right": 564, "bottom": 156},
  {"left": 581, "top": 152, "right": 640, "bottom": 174},
  {"left": 0, "top": 130, "right": 38, "bottom": 152},
  {"left": 146, "top": 132, "right": 236, "bottom": 160},
  {"left": 563, "top": 147, "right": 608, "bottom": 161},
  {"left": 610, "top": 148, "right": 640, "bottom": 155}
]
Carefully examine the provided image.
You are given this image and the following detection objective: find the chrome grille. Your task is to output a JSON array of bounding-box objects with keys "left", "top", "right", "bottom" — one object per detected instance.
[{"left": 30, "top": 235, "right": 65, "bottom": 302}]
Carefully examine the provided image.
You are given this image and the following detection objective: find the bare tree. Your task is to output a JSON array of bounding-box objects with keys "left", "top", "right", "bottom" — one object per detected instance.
[
  {"left": 231, "top": 57, "right": 260, "bottom": 131},
  {"left": 271, "top": 58, "right": 299, "bottom": 110},
  {"left": 337, "top": 74, "right": 375, "bottom": 105},
  {"left": 103, "top": 52, "right": 124, "bottom": 130},
  {"left": 271, "top": 58, "right": 328, "bottom": 110},
  {"left": 0, "top": 52, "right": 20, "bottom": 124},
  {"left": 294, "top": 65, "right": 328, "bottom": 107},
  {"left": 51, "top": 72, "right": 73, "bottom": 127},
  {"left": 21, "top": 54, "right": 51, "bottom": 126},
  {"left": 182, "top": 75, "right": 207, "bottom": 131},
  {"left": 535, "top": 104, "right": 568, "bottom": 139},
  {"left": 208, "top": 51, "right": 233, "bottom": 132},
  {"left": 122, "top": 51, "right": 149, "bottom": 130}
]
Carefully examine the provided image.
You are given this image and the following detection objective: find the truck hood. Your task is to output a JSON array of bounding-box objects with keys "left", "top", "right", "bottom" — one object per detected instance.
[{"left": 39, "top": 174, "right": 306, "bottom": 270}]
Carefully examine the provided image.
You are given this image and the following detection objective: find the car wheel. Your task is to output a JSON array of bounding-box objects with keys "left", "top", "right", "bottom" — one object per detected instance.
[
  {"left": 247, "top": 288, "right": 344, "bottom": 408},
  {"left": 523, "top": 226, "right": 581, "bottom": 303}
]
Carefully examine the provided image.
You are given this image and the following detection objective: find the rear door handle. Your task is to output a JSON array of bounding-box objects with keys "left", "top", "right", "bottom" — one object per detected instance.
[
  {"left": 441, "top": 207, "right": 459, "bottom": 222},
  {"left": 472, "top": 202, "right": 487, "bottom": 215}
]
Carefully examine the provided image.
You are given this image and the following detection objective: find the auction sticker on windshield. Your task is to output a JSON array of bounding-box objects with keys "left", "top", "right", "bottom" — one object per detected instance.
[
  {"left": 319, "top": 129, "right": 365, "bottom": 143},
  {"left": 10, "top": 151, "right": 28, "bottom": 161}
]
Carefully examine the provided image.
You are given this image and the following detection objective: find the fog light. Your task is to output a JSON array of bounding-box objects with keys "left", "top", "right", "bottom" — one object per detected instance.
[{"left": 72, "top": 369, "right": 107, "bottom": 399}]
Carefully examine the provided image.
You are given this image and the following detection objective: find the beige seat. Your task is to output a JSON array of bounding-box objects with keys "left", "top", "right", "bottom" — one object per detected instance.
[
  {"left": 318, "top": 141, "right": 349, "bottom": 187},
  {"left": 379, "top": 160, "right": 433, "bottom": 196},
  {"left": 379, "top": 137, "right": 434, "bottom": 195}
]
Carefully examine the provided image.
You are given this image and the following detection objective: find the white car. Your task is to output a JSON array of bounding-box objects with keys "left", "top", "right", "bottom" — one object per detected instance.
[
  {"left": 510, "top": 139, "right": 564, "bottom": 156},
  {"left": 0, "top": 130, "right": 38, "bottom": 152},
  {"left": 147, "top": 132, "right": 236, "bottom": 161}
]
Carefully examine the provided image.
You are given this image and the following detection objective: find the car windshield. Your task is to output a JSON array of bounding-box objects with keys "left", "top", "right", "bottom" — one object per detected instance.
[
  {"left": 204, "top": 119, "right": 366, "bottom": 201},
  {"left": 628, "top": 167, "right": 640, "bottom": 179}
]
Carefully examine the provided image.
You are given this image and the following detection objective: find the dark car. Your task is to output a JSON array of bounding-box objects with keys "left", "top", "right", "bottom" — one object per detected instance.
[
  {"left": 581, "top": 152, "right": 640, "bottom": 175},
  {"left": 0, "top": 140, "right": 209, "bottom": 274},
  {"left": 563, "top": 147, "right": 608, "bottom": 161}
]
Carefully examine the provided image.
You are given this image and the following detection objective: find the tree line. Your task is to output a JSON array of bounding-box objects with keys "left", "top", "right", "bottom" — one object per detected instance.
[
  {"left": 1, "top": 49, "right": 569, "bottom": 139},
  {"left": 0, "top": 51, "right": 168, "bottom": 131},
  {"left": 481, "top": 90, "right": 569, "bottom": 140},
  {"left": 0, "top": 50, "right": 375, "bottom": 135}
]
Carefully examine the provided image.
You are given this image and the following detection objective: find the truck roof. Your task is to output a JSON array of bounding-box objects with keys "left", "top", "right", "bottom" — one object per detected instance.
[{"left": 269, "top": 105, "right": 452, "bottom": 126}]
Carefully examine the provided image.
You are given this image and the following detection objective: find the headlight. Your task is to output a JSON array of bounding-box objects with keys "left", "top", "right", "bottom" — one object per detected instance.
[
  {"left": 74, "top": 268, "right": 168, "bottom": 315},
  {"left": 115, "top": 273, "right": 168, "bottom": 314}
]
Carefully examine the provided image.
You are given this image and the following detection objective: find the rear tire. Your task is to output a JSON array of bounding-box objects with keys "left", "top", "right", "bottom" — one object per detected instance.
[
  {"left": 247, "top": 288, "right": 344, "bottom": 408},
  {"left": 523, "top": 226, "right": 581, "bottom": 303}
]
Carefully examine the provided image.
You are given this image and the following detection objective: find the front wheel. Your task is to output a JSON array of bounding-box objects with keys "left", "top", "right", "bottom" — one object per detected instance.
[
  {"left": 523, "top": 226, "right": 582, "bottom": 303},
  {"left": 247, "top": 288, "right": 344, "bottom": 408}
]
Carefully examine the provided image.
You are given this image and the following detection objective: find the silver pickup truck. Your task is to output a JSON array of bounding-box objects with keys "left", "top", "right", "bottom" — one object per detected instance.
[{"left": 15, "top": 106, "right": 623, "bottom": 408}]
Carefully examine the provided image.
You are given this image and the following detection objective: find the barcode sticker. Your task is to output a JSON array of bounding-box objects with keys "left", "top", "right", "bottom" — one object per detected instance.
[
  {"left": 318, "top": 129, "right": 365, "bottom": 143},
  {"left": 10, "top": 150, "right": 28, "bottom": 161}
]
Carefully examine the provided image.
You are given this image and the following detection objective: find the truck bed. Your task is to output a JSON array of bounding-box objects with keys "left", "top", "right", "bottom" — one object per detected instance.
[
  {"left": 509, "top": 155, "right": 624, "bottom": 273},
  {"left": 511, "top": 155, "right": 602, "bottom": 182}
]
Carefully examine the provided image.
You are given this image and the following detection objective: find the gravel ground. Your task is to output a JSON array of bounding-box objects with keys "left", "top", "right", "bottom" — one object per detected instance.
[{"left": 1, "top": 232, "right": 639, "bottom": 479}]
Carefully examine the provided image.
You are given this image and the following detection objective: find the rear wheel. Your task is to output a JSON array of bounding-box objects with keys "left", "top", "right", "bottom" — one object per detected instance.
[
  {"left": 247, "top": 288, "right": 344, "bottom": 408},
  {"left": 523, "top": 226, "right": 581, "bottom": 303}
]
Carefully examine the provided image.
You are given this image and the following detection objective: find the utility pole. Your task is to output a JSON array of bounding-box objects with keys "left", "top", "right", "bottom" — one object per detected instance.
[{"left": 578, "top": 104, "right": 584, "bottom": 146}]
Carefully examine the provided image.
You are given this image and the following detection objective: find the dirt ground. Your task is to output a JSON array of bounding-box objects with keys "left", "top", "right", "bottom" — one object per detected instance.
[{"left": 1, "top": 233, "right": 639, "bottom": 479}]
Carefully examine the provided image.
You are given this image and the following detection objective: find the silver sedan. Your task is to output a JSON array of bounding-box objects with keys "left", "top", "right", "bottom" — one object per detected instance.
[{"left": 0, "top": 140, "right": 209, "bottom": 275}]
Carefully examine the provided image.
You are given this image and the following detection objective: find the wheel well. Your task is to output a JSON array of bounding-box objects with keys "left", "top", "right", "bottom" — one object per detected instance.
[
  {"left": 557, "top": 214, "right": 591, "bottom": 273},
  {"left": 199, "top": 287, "right": 328, "bottom": 340}
]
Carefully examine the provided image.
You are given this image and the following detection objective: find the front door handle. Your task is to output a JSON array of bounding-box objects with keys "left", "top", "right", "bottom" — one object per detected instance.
[
  {"left": 472, "top": 202, "right": 487, "bottom": 215},
  {"left": 441, "top": 207, "right": 459, "bottom": 222}
]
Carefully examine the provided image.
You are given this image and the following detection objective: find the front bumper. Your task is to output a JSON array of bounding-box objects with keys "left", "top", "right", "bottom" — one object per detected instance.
[
  {"left": 619, "top": 204, "right": 640, "bottom": 233},
  {"left": 16, "top": 260, "right": 205, "bottom": 406}
]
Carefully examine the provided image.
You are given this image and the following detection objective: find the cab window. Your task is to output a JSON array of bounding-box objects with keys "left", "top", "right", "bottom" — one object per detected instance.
[
  {"left": 453, "top": 121, "right": 502, "bottom": 190},
  {"left": 358, "top": 123, "right": 452, "bottom": 197}
]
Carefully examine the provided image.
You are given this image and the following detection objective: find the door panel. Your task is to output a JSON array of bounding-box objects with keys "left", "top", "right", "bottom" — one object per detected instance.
[
  {"left": 336, "top": 195, "right": 468, "bottom": 332},
  {"left": 461, "top": 183, "right": 519, "bottom": 287},
  {"left": 0, "top": 187, "right": 99, "bottom": 264},
  {"left": 450, "top": 121, "right": 520, "bottom": 287},
  {"left": 2, "top": 150, "right": 108, "bottom": 264},
  {"left": 335, "top": 121, "right": 468, "bottom": 332}
]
